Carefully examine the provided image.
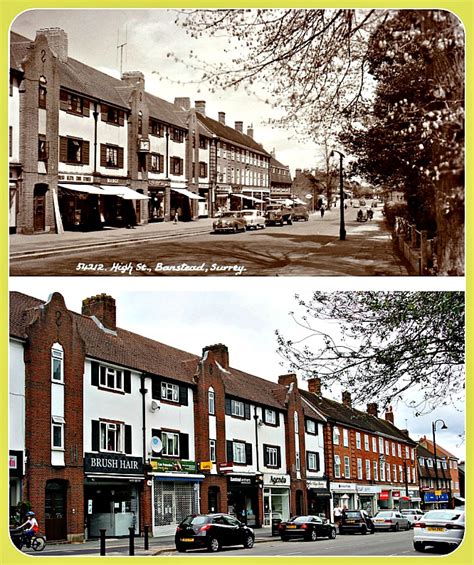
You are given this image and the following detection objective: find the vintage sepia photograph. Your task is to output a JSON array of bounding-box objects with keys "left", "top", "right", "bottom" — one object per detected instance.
[
  {"left": 7, "top": 280, "right": 466, "bottom": 556},
  {"left": 8, "top": 8, "right": 465, "bottom": 276}
]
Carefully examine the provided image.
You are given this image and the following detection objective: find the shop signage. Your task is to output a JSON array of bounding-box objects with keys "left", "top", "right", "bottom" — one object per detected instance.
[
  {"left": 231, "top": 185, "right": 242, "bottom": 193},
  {"left": 270, "top": 188, "right": 291, "bottom": 196},
  {"left": 200, "top": 461, "right": 213, "bottom": 471},
  {"left": 102, "top": 177, "right": 120, "bottom": 184},
  {"left": 379, "top": 491, "right": 390, "bottom": 500},
  {"left": 9, "top": 455, "right": 17, "bottom": 469},
  {"left": 228, "top": 475, "right": 255, "bottom": 486},
  {"left": 9, "top": 451, "right": 23, "bottom": 476},
  {"left": 392, "top": 491, "right": 401, "bottom": 499},
  {"left": 148, "top": 180, "right": 169, "bottom": 188},
  {"left": 58, "top": 174, "right": 93, "bottom": 183},
  {"left": 307, "top": 480, "right": 327, "bottom": 489},
  {"left": 219, "top": 462, "right": 234, "bottom": 473},
  {"left": 84, "top": 453, "right": 143, "bottom": 475},
  {"left": 150, "top": 458, "right": 197, "bottom": 473},
  {"left": 330, "top": 483, "right": 357, "bottom": 492},
  {"left": 265, "top": 474, "right": 289, "bottom": 486},
  {"left": 356, "top": 486, "right": 380, "bottom": 494}
]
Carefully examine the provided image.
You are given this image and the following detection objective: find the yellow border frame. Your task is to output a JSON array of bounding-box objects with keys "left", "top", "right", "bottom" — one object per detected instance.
[{"left": 1, "top": 1, "right": 471, "bottom": 565}]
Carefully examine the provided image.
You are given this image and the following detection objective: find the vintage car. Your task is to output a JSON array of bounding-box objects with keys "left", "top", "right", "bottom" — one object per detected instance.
[
  {"left": 357, "top": 208, "right": 369, "bottom": 222},
  {"left": 241, "top": 209, "right": 266, "bottom": 230},
  {"left": 212, "top": 211, "right": 246, "bottom": 233},
  {"left": 291, "top": 204, "right": 310, "bottom": 221},
  {"left": 265, "top": 204, "right": 293, "bottom": 226}
]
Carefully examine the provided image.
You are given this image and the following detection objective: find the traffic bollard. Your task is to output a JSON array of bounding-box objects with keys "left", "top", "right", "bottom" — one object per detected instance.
[
  {"left": 129, "top": 527, "right": 135, "bottom": 556},
  {"left": 99, "top": 529, "right": 106, "bottom": 556},
  {"left": 144, "top": 525, "right": 149, "bottom": 550}
]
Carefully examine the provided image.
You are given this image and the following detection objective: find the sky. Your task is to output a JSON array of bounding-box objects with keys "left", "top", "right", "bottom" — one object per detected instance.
[
  {"left": 9, "top": 276, "right": 466, "bottom": 460},
  {"left": 10, "top": 8, "right": 326, "bottom": 174}
]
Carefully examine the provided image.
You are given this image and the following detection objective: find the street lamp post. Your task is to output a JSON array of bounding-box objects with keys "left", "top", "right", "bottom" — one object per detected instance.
[
  {"left": 330, "top": 150, "right": 346, "bottom": 240},
  {"left": 432, "top": 419, "right": 448, "bottom": 497}
]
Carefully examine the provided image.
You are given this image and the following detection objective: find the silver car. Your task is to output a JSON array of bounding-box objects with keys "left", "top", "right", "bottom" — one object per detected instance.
[
  {"left": 413, "top": 509, "right": 465, "bottom": 552},
  {"left": 401, "top": 509, "right": 424, "bottom": 526},
  {"left": 241, "top": 209, "right": 266, "bottom": 230},
  {"left": 373, "top": 510, "right": 411, "bottom": 531}
]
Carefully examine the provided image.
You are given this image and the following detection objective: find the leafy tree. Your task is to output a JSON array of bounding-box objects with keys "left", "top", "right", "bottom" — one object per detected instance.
[{"left": 276, "top": 291, "right": 464, "bottom": 414}]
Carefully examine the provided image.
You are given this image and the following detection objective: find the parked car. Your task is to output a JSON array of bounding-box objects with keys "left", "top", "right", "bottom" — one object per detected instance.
[
  {"left": 373, "top": 511, "right": 411, "bottom": 531},
  {"left": 175, "top": 514, "right": 255, "bottom": 553},
  {"left": 401, "top": 509, "right": 424, "bottom": 526},
  {"left": 413, "top": 509, "right": 465, "bottom": 552},
  {"left": 357, "top": 208, "right": 368, "bottom": 222},
  {"left": 241, "top": 209, "right": 266, "bottom": 230},
  {"left": 291, "top": 205, "right": 309, "bottom": 221},
  {"left": 339, "top": 510, "right": 375, "bottom": 535},
  {"left": 265, "top": 204, "right": 292, "bottom": 226},
  {"left": 278, "top": 515, "right": 337, "bottom": 542},
  {"left": 213, "top": 211, "right": 246, "bottom": 233}
]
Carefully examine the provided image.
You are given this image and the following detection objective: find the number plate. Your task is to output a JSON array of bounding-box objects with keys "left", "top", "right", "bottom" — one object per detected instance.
[
  {"left": 180, "top": 538, "right": 194, "bottom": 542},
  {"left": 287, "top": 525, "right": 297, "bottom": 529},
  {"left": 346, "top": 520, "right": 355, "bottom": 524},
  {"left": 427, "top": 527, "right": 445, "bottom": 532}
]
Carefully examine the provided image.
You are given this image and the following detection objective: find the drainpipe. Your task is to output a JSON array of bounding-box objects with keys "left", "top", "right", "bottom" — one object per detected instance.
[
  {"left": 139, "top": 374, "right": 148, "bottom": 466},
  {"left": 93, "top": 102, "right": 99, "bottom": 173}
]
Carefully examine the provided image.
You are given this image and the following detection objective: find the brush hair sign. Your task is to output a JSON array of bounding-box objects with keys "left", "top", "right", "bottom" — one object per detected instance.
[{"left": 84, "top": 452, "right": 143, "bottom": 475}]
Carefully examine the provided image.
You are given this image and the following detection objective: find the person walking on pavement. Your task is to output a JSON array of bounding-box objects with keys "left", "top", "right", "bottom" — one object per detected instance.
[{"left": 320, "top": 205, "right": 325, "bottom": 218}]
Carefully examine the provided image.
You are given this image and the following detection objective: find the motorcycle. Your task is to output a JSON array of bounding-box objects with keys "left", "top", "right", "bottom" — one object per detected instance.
[{"left": 10, "top": 527, "right": 46, "bottom": 551}]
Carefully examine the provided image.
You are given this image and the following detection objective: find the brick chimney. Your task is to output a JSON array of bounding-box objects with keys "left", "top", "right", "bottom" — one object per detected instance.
[
  {"left": 246, "top": 125, "right": 254, "bottom": 138},
  {"left": 37, "top": 28, "right": 68, "bottom": 63},
  {"left": 235, "top": 121, "right": 243, "bottom": 133},
  {"left": 218, "top": 112, "right": 225, "bottom": 125},
  {"left": 121, "top": 70, "right": 145, "bottom": 87},
  {"left": 385, "top": 406, "right": 394, "bottom": 424},
  {"left": 174, "top": 97, "right": 191, "bottom": 111},
  {"left": 202, "top": 344, "right": 229, "bottom": 370},
  {"left": 342, "top": 391, "right": 352, "bottom": 407},
  {"left": 307, "top": 377, "right": 321, "bottom": 395},
  {"left": 278, "top": 373, "right": 298, "bottom": 387},
  {"left": 195, "top": 100, "right": 206, "bottom": 115},
  {"left": 367, "top": 403, "right": 379, "bottom": 417},
  {"left": 82, "top": 294, "right": 116, "bottom": 331},
  {"left": 295, "top": 168, "right": 302, "bottom": 176}
]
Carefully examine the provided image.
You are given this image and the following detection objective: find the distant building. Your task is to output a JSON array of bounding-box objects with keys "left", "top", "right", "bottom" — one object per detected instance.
[{"left": 269, "top": 153, "right": 292, "bottom": 200}]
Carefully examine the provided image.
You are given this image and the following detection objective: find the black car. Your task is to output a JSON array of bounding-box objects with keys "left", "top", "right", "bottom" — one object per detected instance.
[
  {"left": 279, "top": 515, "right": 337, "bottom": 542},
  {"left": 339, "top": 510, "right": 375, "bottom": 535},
  {"left": 175, "top": 514, "right": 255, "bottom": 553}
]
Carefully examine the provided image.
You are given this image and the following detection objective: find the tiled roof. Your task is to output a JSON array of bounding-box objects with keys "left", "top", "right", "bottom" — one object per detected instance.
[
  {"left": 9, "top": 291, "right": 284, "bottom": 409},
  {"left": 10, "top": 31, "right": 30, "bottom": 71},
  {"left": 300, "top": 389, "right": 416, "bottom": 444},
  {"left": 197, "top": 113, "right": 271, "bottom": 156},
  {"left": 145, "top": 92, "right": 187, "bottom": 129}
]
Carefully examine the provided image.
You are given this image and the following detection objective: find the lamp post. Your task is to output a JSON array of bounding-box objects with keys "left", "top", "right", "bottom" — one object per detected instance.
[
  {"left": 330, "top": 150, "right": 346, "bottom": 240},
  {"left": 432, "top": 419, "right": 448, "bottom": 496}
]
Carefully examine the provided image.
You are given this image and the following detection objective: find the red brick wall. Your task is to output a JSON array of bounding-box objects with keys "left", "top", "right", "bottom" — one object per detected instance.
[{"left": 23, "top": 293, "right": 86, "bottom": 541}]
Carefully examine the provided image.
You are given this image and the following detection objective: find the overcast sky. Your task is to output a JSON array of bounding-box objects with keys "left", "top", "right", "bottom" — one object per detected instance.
[
  {"left": 11, "top": 8, "right": 327, "bottom": 174},
  {"left": 10, "top": 277, "right": 466, "bottom": 460}
]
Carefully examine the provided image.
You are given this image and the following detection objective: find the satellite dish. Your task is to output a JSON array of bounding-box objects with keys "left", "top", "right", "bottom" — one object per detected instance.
[{"left": 151, "top": 436, "right": 162, "bottom": 454}]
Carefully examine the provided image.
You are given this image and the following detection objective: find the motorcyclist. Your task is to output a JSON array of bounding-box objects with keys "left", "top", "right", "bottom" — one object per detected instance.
[{"left": 20, "top": 511, "right": 39, "bottom": 546}]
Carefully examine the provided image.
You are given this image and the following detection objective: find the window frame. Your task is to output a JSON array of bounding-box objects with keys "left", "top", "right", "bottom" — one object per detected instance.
[
  {"left": 99, "top": 365, "right": 124, "bottom": 393},
  {"left": 356, "top": 432, "right": 361, "bottom": 450},
  {"left": 365, "top": 459, "right": 371, "bottom": 480},
  {"left": 333, "top": 426, "right": 340, "bottom": 445},
  {"left": 343, "top": 429, "right": 349, "bottom": 447},
  {"left": 51, "top": 343, "right": 64, "bottom": 383},
  {"left": 334, "top": 455, "right": 341, "bottom": 478},
  {"left": 233, "top": 441, "right": 246, "bottom": 464},
  {"left": 100, "top": 420, "right": 123, "bottom": 453},
  {"left": 51, "top": 416, "right": 65, "bottom": 450},
  {"left": 344, "top": 456, "right": 350, "bottom": 478},
  {"left": 161, "top": 381, "right": 179, "bottom": 403},
  {"left": 266, "top": 446, "right": 278, "bottom": 468},
  {"left": 161, "top": 430, "right": 180, "bottom": 457},
  {"left": 306, "top": 419, "right": 316, "bottom": 435},
  {"left": 307, "top": 451, "right": 319, "bottom": 472},
  {"left": 208, "top": 389, "right": 215, "bottom": 415},
  {"left": 357, "top": 458, "right": 363, "bottom": 479},
  {"left": 231, "top": 400, "right": 245, "bottom": 418},
  {"left": 264, "top": 408, "right": 276, "bottom": 425},
  {"left": 209, "top": 439, "right": 216, "bottom": 462},
  {"left": 364, "top": 434, "right": 369, "bottom": 451}
]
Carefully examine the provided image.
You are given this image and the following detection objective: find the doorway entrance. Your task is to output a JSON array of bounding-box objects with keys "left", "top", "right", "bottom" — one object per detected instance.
[
  {"left": 45, "top": 480, "right": 68, "bottom": 541},
  {"left": 33, "top": 184, "right": 48, "bottom": 232}
]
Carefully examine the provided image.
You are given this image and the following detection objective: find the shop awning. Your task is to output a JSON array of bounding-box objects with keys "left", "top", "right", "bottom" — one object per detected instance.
[
  {"left": 171, "top": 188, "right": 204, "bottom": 200},
  {"left": 98, "top": 185, "right": 150, "bottom": 200},
  {"left": 58, "top": 183, "right": 105, "bottom": 195},
  {"left": 231, "top": 194, "right": 265, "bottom": 203}
]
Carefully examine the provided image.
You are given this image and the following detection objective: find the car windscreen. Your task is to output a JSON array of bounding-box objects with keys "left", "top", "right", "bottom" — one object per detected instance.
[
  {"left": 344, "top": 511, "right": 362, "bottom": 519},
  {"left": 289, "top": 516, "right": 311, "bottom": 524},
  {"left": 180, "top": 515, "right": 211, "bottom": 527},
  {"left": 376, "top": 512, "right": 393, "bottom": 517},
  {"left": 423, "top": 511, "right": 463, "bottom": 521}
]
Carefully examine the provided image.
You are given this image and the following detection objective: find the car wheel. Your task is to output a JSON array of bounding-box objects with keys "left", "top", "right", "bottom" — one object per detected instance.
[
  {"left": 281, "top": 536, "right": 289, "bottom": 542},
  {"left": 361, "top": 525, "right": 367, "bottom": 535},
  {"left": 394, "top": 523, "right": 400, "bottom": 532},
  {"left": 330, "top": 528, "right": 336, "bottom": 540},
  {"left": 406, "top": 523, "right": 411, "bottom": 531},
  {"left": 370, "top": 527, "right": 375, "bottom": 534},
  {"left": 176, "top": 544, "right": 187, "bottom": 553},
  {"left": 243, "top": 534, "right": 254, "bottom": 549},
  {"left": 413, "top": 541, "right": 425, "bottom": 552},
  {"left": 309, "top": 529, "right": 317, "bottom": 542},
  {"left": 208, "top": 537, "right": 221, "bottom": 552}
]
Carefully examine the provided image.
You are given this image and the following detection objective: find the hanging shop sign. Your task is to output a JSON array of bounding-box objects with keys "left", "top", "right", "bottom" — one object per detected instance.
[
  {"left": 199, "top": 461, "right": 213, "bottom": 471},
  {"left": 150, "top": 458, "right": 197, "bottom": 473},
  {"left": 84, "top": 453, "right": 143, "bottom": 475},
  {"left": 219, "top": 462, "right": 234, "bottom": 473},
  {"left": 379, "top": 491, "right": 390, "bottom": 500},
  {"left": 392, "top": 491, "right": 401, "bottom": 499}
]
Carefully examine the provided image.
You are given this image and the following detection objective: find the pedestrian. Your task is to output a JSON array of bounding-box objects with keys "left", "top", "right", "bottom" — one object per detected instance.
[
  {"left": 333, "top": 506, "right": 342, "bottom": 529},
  {"left": 174, "top": 209, "right": 179, "bottom": 224},
  {"left": 320, "top": 205, "right": 325, "bottom": 218},
  {"left": 20, "top": 511, "right": 39, "bottom": 546}
]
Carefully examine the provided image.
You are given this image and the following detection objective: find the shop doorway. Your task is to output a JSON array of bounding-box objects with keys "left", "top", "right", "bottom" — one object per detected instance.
[
  {"left": 45, "top": 480, "right": 68, "bottom": 541},
  {"left": 208, "top": 486, "right": 220, "bottom": 513},
  {"left": 227, "top": 486, "right": 259, "bottom": 527},
  {"left": 33, "top": 184, "right": 48, "bottom": 232},
  {"left": 295, "top": 490, "right": 304, "bottom": 516}
]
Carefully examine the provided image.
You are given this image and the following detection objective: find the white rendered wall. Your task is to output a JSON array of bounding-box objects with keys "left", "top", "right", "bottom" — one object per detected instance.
[{"left": 9, "top": 339, "right": 25, "bottom": 452}]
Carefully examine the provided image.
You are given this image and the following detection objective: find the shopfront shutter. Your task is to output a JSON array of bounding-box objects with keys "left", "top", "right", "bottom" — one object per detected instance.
[
  {"left": 226, "top": 441, "right": 233, "bottom": 462},
  {"left": 245, "top": 443, "right": 253, "bottom": 466},
  {"left": 124, "top": 425, "right": 132, "bottom": 454},
  {"left": 118, "top": 147, "right": 124, "bottom": 169},
  {"left": 82, "top": 141, "right": 90, "bottom": 165},
  {"left": 244, "top": 403, "right": 251, "bottom": 420},
  {"left": 225, "top": 398, "right": 232, "bottom": 415},
  {"left": 91, "top": 361, "right": 99, "bottom": 386},
  {"left": 179, "top": 385, "right": 188, "bottom": 406},
  {"left": 124, "top": 370, "right": 131, "bottom": 393},
  {"left": 179, "top": 433, "right": 189, "bottom": 460},
  {"left": 59, "top": 136, "right": 68, "bottom": 163},
  {"left": 91, "top": 420, "right": 100, "bottom": 451}
]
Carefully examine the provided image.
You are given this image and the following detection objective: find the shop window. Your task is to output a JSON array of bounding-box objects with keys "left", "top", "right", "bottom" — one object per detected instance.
[
  {"left": 264, "top": 409, "right": 276, "bottom": 425},
  {"left": 51, "top": 417, "right": 65, "bottom": 449},
  {"left": 51, "top": 343, "right": 64, "bottom": 383},
  {"left": 208, "top": 389, "right": 215, "bottom": 415},
  {"left": 306, "top": 419, "right": 316, "bottom": 434},
  {"left": 161, "top": 381, "right": 179, "bottom": 402},
  {"left": 334, "top": 455, "right": 341, "bottom": 478},
  {"left": 307, "top": 451, "right": 320, "bottom": 472},
  {"left": 333, "top": 427, "right": 340, "bottom": 445},
  {"left": 264, "top": 445, "right": 281, "bottom": 468},
  {"left": 365, "top": 460, "right": 371, "bottom": 480},
  {"left": 209, "top": 439, "right": 216, "bottom": 462},
  {"left": 162, "top": 431, "right": 180, "bottom": 457},
  {"left": 99, "top": 365, "right": 124, "bottom": 392},
  {"left": 344, "top": 456, "right": 350, "bottom": 478},
  {"left": 343, "top": 429, "right": 349, "bottom": 447}
]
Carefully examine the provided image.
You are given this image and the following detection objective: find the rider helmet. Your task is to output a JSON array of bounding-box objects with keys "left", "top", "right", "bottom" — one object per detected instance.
[{"left": 26, "top": 511, "right": 36, "bottom": 517}]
